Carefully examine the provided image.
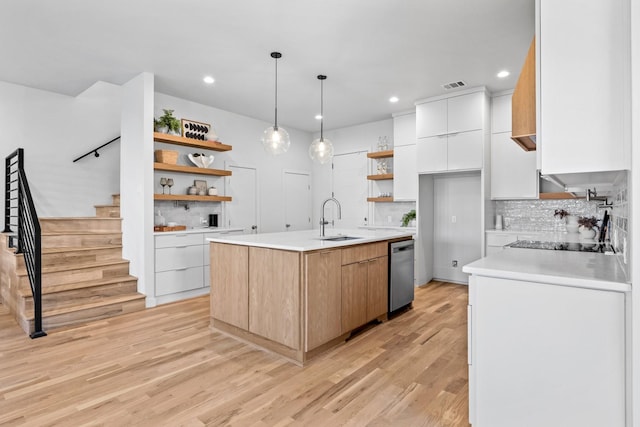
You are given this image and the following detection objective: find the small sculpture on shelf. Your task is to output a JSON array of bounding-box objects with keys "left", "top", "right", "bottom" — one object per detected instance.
[
  {"left": 377, "top": 136, "right": 389, "bottom": 151},
  {"left": 377, "top": 159, "right": 388, "bottom": 174}
]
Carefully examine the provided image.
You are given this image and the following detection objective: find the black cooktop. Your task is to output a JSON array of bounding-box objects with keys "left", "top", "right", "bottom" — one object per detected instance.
[{"left": 507, "top": 240, "right": 615, "bottom": 254}]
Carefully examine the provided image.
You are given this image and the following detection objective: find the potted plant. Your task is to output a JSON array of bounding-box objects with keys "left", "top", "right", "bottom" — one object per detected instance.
[
  {"left": 577, "top": 216, "right": 599, "bottom": 240},
  {"left": 154, "top": 109, "right": 181, "bottom": 135},
  {"left": 554, "top": 209, "right": 569, "bottom": 220},
  {"left": 401, "top": 209, "right": 416, "bottom": 227}
]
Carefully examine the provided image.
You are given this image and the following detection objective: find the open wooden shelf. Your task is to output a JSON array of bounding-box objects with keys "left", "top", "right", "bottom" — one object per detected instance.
[
  {"left": 154, "top": 162, "right": 232, "bottom": 177},
  {"left": 367, "top": 150, "right": 394, "bottom": 159},
  {"left": 367, "top": 197, "right": 394, "bottom": 202},
  {"left": 154, "top": 194, "right": 232, "bottom": 202},
  {"left": 153, "top": 132, "right": 232, "bottom": 152},
  {"left": 367, "top": 174, "right": 394, "bottom": 180}
]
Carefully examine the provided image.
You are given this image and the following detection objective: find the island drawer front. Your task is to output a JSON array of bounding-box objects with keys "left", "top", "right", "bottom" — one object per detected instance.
[
  {"left": 341, "top": 242, "right": 388, "bottom": 265},
  {"left": 155, "top": 245, "right": 203, "bottom": 272},
  {"left": 155, "top": 266, "right": 204, "bottom": 296},
  {"left": 155, "top": 233, "right": 203, "bottom": 248}
]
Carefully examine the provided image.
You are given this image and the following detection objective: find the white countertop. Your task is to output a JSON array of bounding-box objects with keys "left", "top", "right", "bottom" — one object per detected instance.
[
  {"left": 206, "top": 228, "right": 414, "bottom": 252},
  {"left": 154, "top": 227, "right": 244, "bottom": 236},
  {"left": 463, "top": 248, "right": 630, "bottom": 292},
  {"left": 486, "top": 229, "right": 593, "bottom": 244},
  {"left": 359, "top": 225, "right": 417, "bottom": 233}
]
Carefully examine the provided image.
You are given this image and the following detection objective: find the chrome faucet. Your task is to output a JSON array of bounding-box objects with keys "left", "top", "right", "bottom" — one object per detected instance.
[{"left": 320, "top": 197, "right": 342, "bottom": 237}]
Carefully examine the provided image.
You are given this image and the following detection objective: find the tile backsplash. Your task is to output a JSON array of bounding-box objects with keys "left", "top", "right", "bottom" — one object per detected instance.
[
  {"left": 373, "top": 201, "right": 416, "bottom": 227},
  {"left": 155, "top": 201, "right": 222, "bottom": 229},
  {"left": 496, "top": 199, "right": 600, "bottom": 232}
]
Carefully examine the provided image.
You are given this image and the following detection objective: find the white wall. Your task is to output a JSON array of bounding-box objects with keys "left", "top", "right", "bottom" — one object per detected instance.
[
  {"left": 154, "top": 93, "right": 313, "bottom": 233},
  {"left": 0, "top": 80, "right": 121, "bottom": 228},
  {"left": 310, "top": 118, "right": 416, "bottom": 227}
]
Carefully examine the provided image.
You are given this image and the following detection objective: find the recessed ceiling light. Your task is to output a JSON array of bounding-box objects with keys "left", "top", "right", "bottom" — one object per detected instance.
[
  {"left": 315, "top": 114, "right": 322, "bottom": 120},
  {"left": 203, "top": 76, "right": 215, "bottom": 84},
  {"left": 497, "top": 70, "right": 510, "bottom": 78},
  {"left": 389, "top": 96, "right": 399, "bottom": 103}
]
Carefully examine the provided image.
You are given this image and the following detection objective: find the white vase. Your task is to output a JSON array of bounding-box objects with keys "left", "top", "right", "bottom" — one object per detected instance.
[
  {"left": 579, "top": 226, "right": 597, "bottom": 240},
  {"left": 566, "top": 215, "right": 579, "bottom": 233}
]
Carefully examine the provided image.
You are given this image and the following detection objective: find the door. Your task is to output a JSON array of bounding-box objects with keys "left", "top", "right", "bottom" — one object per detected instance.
[
  {"left": 331, "top": 152, "right": 368, "bottom": 229},
  {"left": 226, "top": 164, "right": 258, "bottom": 234},
  {"left": 283, "top": 170, "right": 311, "bottom": 231},
  {"left": 433, "top": 173, "right": 481, "bottom": 283}
]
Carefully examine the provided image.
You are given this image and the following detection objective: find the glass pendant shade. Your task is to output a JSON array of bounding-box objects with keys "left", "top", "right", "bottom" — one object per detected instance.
[
  {"left": 262, "top": 51, "right": 290, "bottom": 156},
  {"left": 262, "top": 126, "right": 291, "bottom": 155},
  {"left": 309, "top": 137, "right": 333, "bottom": 164},
  {"left": 310, "top": 74, "right": 333, "bottom": 164}
]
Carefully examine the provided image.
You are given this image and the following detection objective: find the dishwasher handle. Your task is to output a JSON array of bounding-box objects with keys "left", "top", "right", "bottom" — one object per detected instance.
[{"left": 391, "top": 241, "right": 414, "bottom": 253}]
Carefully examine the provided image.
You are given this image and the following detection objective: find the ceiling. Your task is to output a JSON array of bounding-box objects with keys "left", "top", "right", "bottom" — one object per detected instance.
[{"left": 1, "top": 0, "right": 534, "bottom": 132}]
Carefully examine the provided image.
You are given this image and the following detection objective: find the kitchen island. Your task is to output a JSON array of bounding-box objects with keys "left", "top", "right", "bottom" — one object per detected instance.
[
  {"left": 463, "top": 248, "right": 630, "bottom": 427},
  {"left": 207, "top": 229, "right": 413, "bottom": 365}
]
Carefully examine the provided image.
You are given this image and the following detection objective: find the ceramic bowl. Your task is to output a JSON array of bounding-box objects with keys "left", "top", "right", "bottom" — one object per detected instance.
[{"left": 188, "top": 153, "right": 214, "bottom": 168}]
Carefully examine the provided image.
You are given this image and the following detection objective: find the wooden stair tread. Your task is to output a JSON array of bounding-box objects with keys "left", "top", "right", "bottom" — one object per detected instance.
[
  {"left": 17, "top": 259, "right": 129, "bottom": 276},
  {"left": 25, "top": 293, "right": 146, "bottom": 320},
  {"left": 42, "top": 245, "right": 123, "bottom": 254},
  {"left": 42, "top": 231, "right": 122, "bottom": 236},
  {"left": 19, "top": 275, "right": 137, "bottom": 297},
  {"left": 41, "top": 217, "right": 122, "bottom": 221}
]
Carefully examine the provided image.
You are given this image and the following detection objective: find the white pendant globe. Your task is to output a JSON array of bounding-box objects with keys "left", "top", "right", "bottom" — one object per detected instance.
[
  {"left": 262, "top": 126, "right": 290, "bottom": 155},
  {"left": 309, "top": 137, "right": 334, "bottom": 164}
]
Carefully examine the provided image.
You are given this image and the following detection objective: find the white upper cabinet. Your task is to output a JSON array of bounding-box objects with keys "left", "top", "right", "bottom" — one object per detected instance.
[
  {"left": 416, "top": 88, "right": 488, "bottom": 173},
  {"left": 416, "top": 100, "right": 447, "bottom": 138},
  {"left": 539, "top": 0, "right": 629, "bottom": 175},
  {"left": 392, "top": 111, "right": 418, "bottom": 201},
  {"left": 490, "top": 93, "right": 538, "bottom": 199},
  {"left": 491, "top": 93, "right": 512, "bottom": 134},
  {"left": 393, "top": 111, "right": 417, "bottom": 146}
]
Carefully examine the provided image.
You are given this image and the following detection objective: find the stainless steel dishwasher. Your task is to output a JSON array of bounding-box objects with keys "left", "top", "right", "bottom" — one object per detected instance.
[{"left": 389, "top": 239, "right": 415, "bottom": 313}]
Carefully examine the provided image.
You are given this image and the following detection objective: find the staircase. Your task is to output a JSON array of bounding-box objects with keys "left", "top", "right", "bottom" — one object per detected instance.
[{"left": 12, "top": 194, "right": 145, "bottom": 333}]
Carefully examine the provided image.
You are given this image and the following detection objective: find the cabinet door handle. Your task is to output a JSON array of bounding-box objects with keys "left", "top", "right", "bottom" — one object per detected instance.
[
  {"left": 175, "top": 267, "right": 187, "bottom": 271},
  {"left": 359, "top": 260, "right": 368, "bottom": 264},
  {"left": 319, "top": 251, "right": 333, "bottom": 255},
  {"left": 448, "top": 131, "right": 459, "bottom": 137},
  {"left": 175, "top": 234, "right": 187, "bottom": 238},
  {"left": 176, "top": 245, "right": 188, "bottom": 249}
]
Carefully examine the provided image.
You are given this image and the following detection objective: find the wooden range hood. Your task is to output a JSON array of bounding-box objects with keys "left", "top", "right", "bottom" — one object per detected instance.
[{"left": 511, "top": 38, "right": 536, "bottom": 151}]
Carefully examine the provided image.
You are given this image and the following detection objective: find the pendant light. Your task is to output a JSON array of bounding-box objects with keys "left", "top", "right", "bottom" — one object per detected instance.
[
  {"left": 262, "top": 52, "right": 290, "bottom": 155},
  {"left": 309, "top": 75, "right": 334, "bottom": 164}
]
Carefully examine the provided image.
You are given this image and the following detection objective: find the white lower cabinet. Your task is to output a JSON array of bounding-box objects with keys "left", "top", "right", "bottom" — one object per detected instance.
[
  {"left": 154, "top": 230, "right": 244, "bottom": 301},
  {"left": 468, "top": 275, "right": 626, "bottom": 426}
]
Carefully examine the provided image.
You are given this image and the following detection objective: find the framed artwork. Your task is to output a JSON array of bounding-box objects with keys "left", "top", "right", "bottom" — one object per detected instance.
[{"left": 181, "top": 119, "right": 211, "bottom": 141}]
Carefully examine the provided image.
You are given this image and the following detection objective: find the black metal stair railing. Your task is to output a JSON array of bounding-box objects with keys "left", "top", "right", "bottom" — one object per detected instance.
[{"left": 4, "top": 148, "right": 46, "bottom": 338}]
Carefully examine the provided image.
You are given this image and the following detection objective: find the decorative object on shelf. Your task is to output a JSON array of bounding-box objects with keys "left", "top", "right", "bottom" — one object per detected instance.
[
  {"left": 309, "top": 75, "right": 334, "bottom": 164},
  {"left": 578, "top": 216, "right": 599, "bottom": 240},
  {"left": 208, "top": 186, "right": 218, "bottom": 196},
  {"left": 206, "top": 128, "right": 219, "bottom": 141},
  {"left": 262, "top": 52, "right": 290, "bottom": 155},
  {"left": 160, "top": 177, "right": 168, "bottom": 194},
  {"left": 154, "top": 109, "right": 181, "bottom": 135},
  {"left": 154, "top": 210, "right": 165, "bottom": 226},
  {"left": 187, "top": 185, "right": 198, "bottom": 195},
  {"left": 194, "top": 179, "right": 207, "bottom": 195},
  {"left": 401, "top": 209, "right": 416, "bottom": 227},
  {"left": 495, "top": 214, "right": 503, "bottom": 230},
  {"left": 376, "top": 159, "right": 388, "bottom": 174},
  {"left": 181, "top": 118, "right": 212, "bottom": 141},
  {"left": 377, "top": 136, "right": 389, "bottom": 151},
  {"left": 155, "top": 149, "right": 179, "bottom": 164},
  {"left": 566, "top": 214, "right": 579, "bottom": 233},
  {"left": 166, "top": 178, "right": 174, "bottom": 194},
  {"left": 378, "top": 192, "right": 392, "bottom": 198},
  {"left": 187, "top": 152, "right": 215, "bottom": 168}
]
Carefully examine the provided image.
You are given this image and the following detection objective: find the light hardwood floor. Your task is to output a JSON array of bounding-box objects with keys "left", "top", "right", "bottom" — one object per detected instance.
[{"left": 0, "top": 281, "right": 469, "bottom": 426}]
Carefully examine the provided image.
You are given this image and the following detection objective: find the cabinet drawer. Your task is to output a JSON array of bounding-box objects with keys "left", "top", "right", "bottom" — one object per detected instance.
[
  {"left": 155, "top": 233, "right": 202, "bottom": 248},
  {"left": 155, "top": 266, "right": 204, "bottom": 296},
  {"left": 341, "top": 242, "right": 388, "bottom": 265},
  {"left": 486, "top": 233, "right": 518, "bottom": 247},
  {"left": 155, "top": 245, "right": 203, "bottom": 272}
]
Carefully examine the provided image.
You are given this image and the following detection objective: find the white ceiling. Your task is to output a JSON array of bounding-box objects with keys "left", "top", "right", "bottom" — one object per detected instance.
[{"left": 1, "top": 0, "right": 534, "bottom": 132}]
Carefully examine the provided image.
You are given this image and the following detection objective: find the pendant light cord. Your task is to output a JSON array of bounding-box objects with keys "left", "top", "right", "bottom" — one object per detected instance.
[
  {"left": 318, "top": 75, "right": 326, "bottom": 141},
  {"left": 274, "top": 55, "right": 278, "bottom": 129}
]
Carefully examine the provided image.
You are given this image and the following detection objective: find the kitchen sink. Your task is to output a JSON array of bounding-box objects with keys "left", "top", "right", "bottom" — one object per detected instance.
[{"left": 319, "top": 236, "right": 362, "bottom": 241}]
